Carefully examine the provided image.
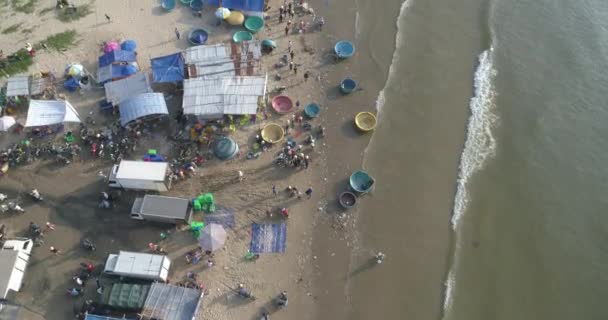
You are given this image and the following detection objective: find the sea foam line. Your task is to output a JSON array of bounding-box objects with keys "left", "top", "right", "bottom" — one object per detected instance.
[{"left": 443, "top": 48, "right": 498, "bottom": 314}]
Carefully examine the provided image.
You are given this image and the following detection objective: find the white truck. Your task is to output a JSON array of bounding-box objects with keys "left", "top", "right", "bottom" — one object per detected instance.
[
  {"left": 130, "top": 195, "right": 193, "bottom": 224},
  {"left": 103, "top": 251, "right": 171, "bottom": 282},
  {"left": 108, "top": 160, "right": 170, "bottom": 192},
  {"left": 0, "top": 238, "right": 33, "bottom": 299}
]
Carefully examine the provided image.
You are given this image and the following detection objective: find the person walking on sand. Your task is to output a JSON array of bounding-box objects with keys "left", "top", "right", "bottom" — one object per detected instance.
[
  {"left": 279, "top": 5, "right": 284, "bottom": 16},
  {"left": 104, "top": 14, "right": 111, "bottom": 23},
  {"left": 279, "top": 13, "right": 283, "bottom": 24},
  {"left": 285, "top": 25, "right": 290, "bottom": 36},
  {"left": 272, "top": 184, "right": 277, "bottom": 196},
  {"left": 238, "top": 170, "right": 244, "bottom": 182},
  {"left": 174, "top": 28, "right": 181, "bottom": 40},
  {"left": 288, "top": 40, "right": 293, "bottom": 52},
  {"left": 293, "top": 65, "right": 298, "bottom": 75},
  {"left": 304, "top": 155, "right": 309, "bottom": 169},
  {"left": 290, "top": 51, "right": 295, "bottom": 61},
  {"left": 304, "top": 70, "right": 310, "bottom": 82},
  {"left": 305, "top": 187, "right": 313, "bottom": 199},
  {"left": 289, "top": 61, "right": 294, "bottom": 71}
]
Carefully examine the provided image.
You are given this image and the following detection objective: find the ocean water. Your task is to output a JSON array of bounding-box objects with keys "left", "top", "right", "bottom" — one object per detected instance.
[{"left": 330, "top": 0, "right": 608, "bottom": 319}]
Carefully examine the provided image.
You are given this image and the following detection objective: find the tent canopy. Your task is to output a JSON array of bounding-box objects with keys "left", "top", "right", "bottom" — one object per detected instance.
[
  {"left": 206, "top": 0, "right": 263, "bottom": 14},
  {"left": 101, "top": 282, "right": 150, "bottom": 309},
  {"left": 6, "top": 74, "right": 29, "bottom": 97},
  {"left": 98, "top": 64, "right": 138, "bottom": 84},
  {"left": 0, "top": 116, "right": 16, "bottom": 132},
  {"left": 104, "top": 73, "right": 152, "bottom": 105},
  {"left": 151, "top": 53, "right": 185, "bottom": 83},
  {"left": 25, "top": 100, "right": 81, "bottom": 127},
  {"left": 119, "top": 93, "right": 168, "bottom": 127},
  {"left": 98, "top": 50, "right": 136, "bottom": 67}
]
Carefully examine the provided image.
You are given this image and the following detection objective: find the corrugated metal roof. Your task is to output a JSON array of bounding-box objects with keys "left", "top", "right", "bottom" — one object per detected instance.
[
  {"left": 29, "top": 77, "right": 53, "bottom": 96},
  {"left": 104, "top": 73, "right": 152, "bottom": 105},
  {"left": 184, "top": 44, "right": 229, "bottom": 64},
  {"left": 118, "top": 93, "right": 168, "bottom": 127},
  {"left": 184, "top": 41, "right": 262, "bottom": 78},
  {"left": 6, "top": 74, "right": 29, "bottom": 97},
  {"left": 182, "top": 76, "right": 267, "bottom": 118},
  {"left": 141, "top": 283, "right": 203, "bottom": 320},
  {"left": 25, "top": 100, "right": 81, "bottom": 127}
]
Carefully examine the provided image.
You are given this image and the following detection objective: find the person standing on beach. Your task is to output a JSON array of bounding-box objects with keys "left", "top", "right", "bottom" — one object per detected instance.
[
  {"left": 304, "top": 71, "right": 310, "bottom": 82},
  {"left": 289, "top": 61, "right": 294, "bottom": 71},
  {"left": 238, "top": 170, "right": 244, "bottom": 182},
  {"left": 288, "top": 40, "right": 293, "bottom": 52},
  {"left": 288, "top": 3, "right": 292, "bottom": 14},
  {"left": 290, "top": 51, "right": 295, "bottom": 61},
  {"left": 293, "top": 65, "right": 298, "bottom": 75},
  {"left": 305, "top": 187, "right": 313, "bottom": 198},
  {"left": 174, "top": 28, "right": 181, "bottom": 40},
  {"left": 279, "top": 5, "right": 284, "bottom": 16},
  {"left": 285, "top": 25, "right": 290, "bottom": 36},
  {"left": 304, "top": 156, "right": 309, "bottom": 169},
  {"left": 279, "top": 13, "right": 283, "bottom": 24},
  {"left": 272, "top": 185, "right": 277, "bottom": 196},
  {"left": 104, "top": 14, "right": 111, "bottom": 23}
]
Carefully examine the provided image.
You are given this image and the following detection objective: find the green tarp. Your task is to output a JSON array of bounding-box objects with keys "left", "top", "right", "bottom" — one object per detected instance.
[{"left": 101, "top": 283, "right": 150, "bottom": 310}]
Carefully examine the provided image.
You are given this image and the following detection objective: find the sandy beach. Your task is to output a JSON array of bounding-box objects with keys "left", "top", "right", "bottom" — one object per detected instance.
[{"left": 0, "top": 0, "right": 349, "bottom": 319}]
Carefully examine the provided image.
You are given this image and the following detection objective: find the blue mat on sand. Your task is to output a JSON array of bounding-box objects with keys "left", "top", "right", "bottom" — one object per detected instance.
[
  {"left": 250, "top": 223, "right": 287, "bottom": 253},
  {"left": 204, "top": 206, "right": 235, "bottom": 229}
]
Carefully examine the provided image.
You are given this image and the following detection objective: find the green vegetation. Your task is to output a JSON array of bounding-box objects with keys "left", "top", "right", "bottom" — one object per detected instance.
[
  {"left": 57, "top": 3, "right": 92, "bottom": 22},
  {"left": 0, "top": 49, "right": 34, "bottom": 77},
  {"left": 38, "top": 29, "right": 78, "bottom": 51},
  {"left": 11, "top": 0, "right": 38, "bottom": 14},
  {"left": 2, "top": 23, "right": 22, "bottom": 34}
]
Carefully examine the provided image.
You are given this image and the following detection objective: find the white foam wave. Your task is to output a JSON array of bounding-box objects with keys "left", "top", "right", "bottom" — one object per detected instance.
[
  {"left": 374, "top": 0, "right": 411, "bottom": 114},
  {"left": 451, "top": 48, "right": 498, "bottom": 229},
  {"left": 443, "top": 48, "right": 498, "bottom": 315}
]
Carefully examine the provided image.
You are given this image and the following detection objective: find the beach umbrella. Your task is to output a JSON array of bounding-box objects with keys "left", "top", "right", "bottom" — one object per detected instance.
[
  {"left": 215, "top": 7, "right": 230, "bottom": 19},
  {"left": 121, "top": 40, "right": 137, "bottom": 51},
  {"left": 65, "top": 64, "right": 84, "bottom": 77},
  {"left": 103, "top": 41, "right": 120, "bottom": 53},
  {"left": 198, "top": 223, "right": 226, "bottom": 252},
  {"left": 0, "top": 116, "right": 16, "bottom": 132}
]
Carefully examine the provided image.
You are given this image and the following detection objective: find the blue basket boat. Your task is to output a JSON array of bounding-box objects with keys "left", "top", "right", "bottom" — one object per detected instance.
[
  {"left": 304, "top": 103, "right": 321, "bottom": 118},
  {"left": 334, "top": 41, "right": 355, "bottom": 59},
  {"left": 161, "top": 0, "right": 176, "bottom": 10},
  {"left": 340, "top": 78, "right": 357, "bottom": 94},
  {"left": 190, "top": 0, "right": 203, "bottom": 11},
  {"left": 349, "top": 170, "right": 375, "bottom": 193},
  {"left": 188, "top": 29, "right": 208, "bottom": 46}
]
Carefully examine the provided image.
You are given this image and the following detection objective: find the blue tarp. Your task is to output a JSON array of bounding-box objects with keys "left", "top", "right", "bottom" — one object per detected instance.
[
  {"left": 63, "top": 78, "right": 80, "bottom": 92},
  {"left": 206, "top": 0, "right": 263, "bottom": 12},
  {"left": 98, "top": 50, "right": 137, "bottom": 67},
  {"left": 98, "top": 64, "right": 137, "bottom": 84},
  {"left": 150, "top": 53, "right": 185, "bottom": 83}
]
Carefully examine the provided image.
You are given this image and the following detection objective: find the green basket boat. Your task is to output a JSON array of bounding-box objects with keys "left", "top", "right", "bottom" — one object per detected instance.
[
  {"left": 233, "top": 31, "right": 253, "bottom": 43},
  {"left": 244, "top": 16, "right": 264, "bottom": 33}
]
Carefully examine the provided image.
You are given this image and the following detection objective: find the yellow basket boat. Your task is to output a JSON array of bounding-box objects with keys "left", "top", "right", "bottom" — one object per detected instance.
[
  {"left": 354, "top": 112, "right": 377, "bottom": 132},
  {"left": 261, "top": 123, "right": 285, "bottom": 143}
]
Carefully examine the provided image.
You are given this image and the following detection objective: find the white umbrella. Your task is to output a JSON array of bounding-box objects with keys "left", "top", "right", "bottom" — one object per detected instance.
[
  {"left": 215, "top": 7, "right": 231, "bottom": 19},
  {"left": 0, "top": 116, "right": 16, "bottom": 132},
  {"left": 198, "top": 223, "right": 227, "bottom": 252}
]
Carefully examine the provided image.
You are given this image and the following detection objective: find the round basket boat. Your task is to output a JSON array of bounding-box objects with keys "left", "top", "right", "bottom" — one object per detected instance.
[
  {"left": 272, "top": 95, "right": 294, "bottom": 114},
  {"left": 261, "top": 123, "right": 285, "bottom": 144},
  {"left": 190, "top": 0, "right": 203, "bottom": 11},
  {"left": 233, "top": 31, "right": 253, "bottom": 43},
  {"left": 304, "top": 103, "right": 321, "bottom": 118},
  {"left": 339, "top": 191, "right": 357, "bottom": 209},
  {"left": 261, "top": 39, "right": 277, "bottom": 49},
  {"left": 349, "top": 170, "right": 375, "bottom": 194},
  {"left": 188, "top": 29, "right": 208, "bottom": 46},
  {"left": 334, "top": 40, "right": 355, "bottom": 59},
  {"left": 161, "top": 0, "right": 176, "bottom": 11},
  {"left": 213, "top": 136, "right": 239, "bottom": 160},
  {"left": 354, "top": 112, "right": 377, "bottom": 132},
  {"left": 179, "top": 0, "right": 191, "bottom": 5},
  {"left": 226, "top": 11, "right": 245, "bottom": 25},
  {"left": 340, "top": 78, "right": 357, "bottom": 94},
  {"left": 244, "top": 16, "right": 265, "bottom": 33}
]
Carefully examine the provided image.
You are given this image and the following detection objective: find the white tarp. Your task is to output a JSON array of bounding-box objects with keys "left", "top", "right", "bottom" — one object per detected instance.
[
  {"left": 6, "top": 74, "right": 29, "bottom": 97},
  {"left": 0, "top": 116, "right": 16, "bottom": 132},
  {"left": 182, "top": 75, "right": 267, "bottom": 119},
  {"left": 25, "top": 100, "right": 81, "bottom": 127},
  {"left": 104, "top": 73, "right": 152, "bottom": 105},
  {"left": 119, "top": 93, "right": 169, "bottom": 127}
]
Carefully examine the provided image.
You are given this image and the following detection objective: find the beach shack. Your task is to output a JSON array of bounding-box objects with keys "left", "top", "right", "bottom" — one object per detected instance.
[
  {"left": 103, "top": 251, "right": 171, "bottom": 282},
  {"left": 183, "top": 41, "right": 262, "bottom": 79},
  {"left": 5, "top": 74, "right": 29, "bottom": 98},
  {"left": 24, "top": 99, "right": 81, "bottom": 128},
  {"left": 118, "top": 93, "right": 169, "bottom": 127},
  {"left": 104, "top": 72, "right": 152, "bottom": 106},
  {"left": 182, "top": 75, "right": 267, "bottom": 119}
]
